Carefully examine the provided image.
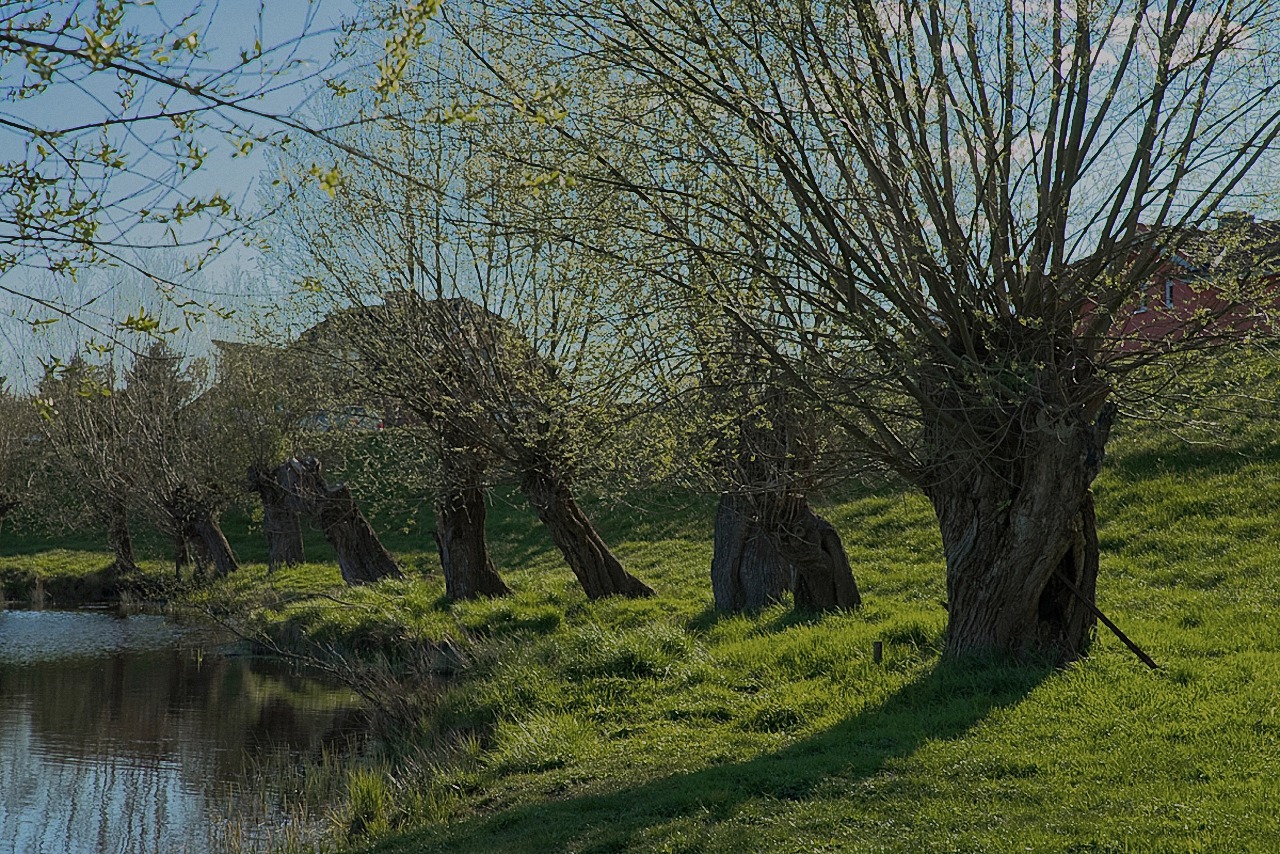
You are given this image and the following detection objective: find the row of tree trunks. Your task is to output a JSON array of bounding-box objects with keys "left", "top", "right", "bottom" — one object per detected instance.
[
  {"left": 281, "top": 456, "right": 402, "bottom": 585},
  {"left": 241, "top": 450, "right": 645, "bottom": 600},
  {"left": 248, "top": 465, "right": 306, "bottom": 571},
  {"left": 711, "top": 490, "right": 861, "bottom": 614},
  {"left": 521, "top": 466, "right": 653, "bottom": 599}
]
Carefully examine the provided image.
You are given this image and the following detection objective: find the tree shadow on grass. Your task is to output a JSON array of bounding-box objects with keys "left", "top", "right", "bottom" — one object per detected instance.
[
  {"left": 684, "top": 600, "right": 849, "bottom": 636},
  {"left": 1106, "top": 438, "right": 1280, "bottom": 481},
  {"left": 373, "top": 657, "right": 1052, "bottom": 854}
]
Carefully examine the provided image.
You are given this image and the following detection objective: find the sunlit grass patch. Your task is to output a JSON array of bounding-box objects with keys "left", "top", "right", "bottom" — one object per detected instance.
[
  {"left": 339, "top": 418, "right": 1280, "bottom": 852},
  {"left": 487, "top": 711, "right": 601, "bottom": 774}
]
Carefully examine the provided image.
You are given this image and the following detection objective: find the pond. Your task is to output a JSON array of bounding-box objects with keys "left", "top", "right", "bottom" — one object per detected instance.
[{"left": 0, "top": 608, "right": 366, "bottom": 854}]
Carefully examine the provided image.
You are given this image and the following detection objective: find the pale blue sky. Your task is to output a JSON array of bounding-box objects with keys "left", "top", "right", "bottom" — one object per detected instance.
[{"left": 0, "top": 0, "right": 362, "bottom": 385}]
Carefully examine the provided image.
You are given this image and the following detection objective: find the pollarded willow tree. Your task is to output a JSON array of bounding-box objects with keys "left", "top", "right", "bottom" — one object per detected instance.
[
  {"left": 30, "top": 355, "right": 139, "bottom": 580},
  {"left": 264, "top": 33, "right": 671, "bottom": 601},
  {"left": 114, "top": 341, "right": 242, "bottom": 578},
  {"left": 460, "top": 0, "right": 1280, "bottom": 660}
]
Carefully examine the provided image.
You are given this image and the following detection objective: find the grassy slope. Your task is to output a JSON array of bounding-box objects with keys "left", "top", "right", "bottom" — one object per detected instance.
[
  {"left": 5, "top": 422, "right": 1280, "bottom": 852},
  {"left": 294, "top": 424, "right": 1280, "bottom": 853}
]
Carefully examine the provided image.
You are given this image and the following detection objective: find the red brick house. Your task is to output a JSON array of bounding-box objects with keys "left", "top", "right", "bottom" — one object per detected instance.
[{"left": 1102, "top": 213, "right": 1280, "bottom": 353}]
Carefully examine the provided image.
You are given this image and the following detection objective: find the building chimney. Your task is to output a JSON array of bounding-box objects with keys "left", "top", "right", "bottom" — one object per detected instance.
[{"left": 381, "top": 288, "right": 423, "bottom": 312}]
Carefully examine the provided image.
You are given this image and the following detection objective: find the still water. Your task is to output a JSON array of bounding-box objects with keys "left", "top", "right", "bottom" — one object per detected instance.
[{"left": 0, "top": 609, "right": 365, "bottom": 854}]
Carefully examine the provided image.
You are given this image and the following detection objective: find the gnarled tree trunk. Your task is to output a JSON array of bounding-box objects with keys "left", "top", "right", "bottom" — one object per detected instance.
[
  {"left": 711, "top": 491, "right": 788, "bottom": 613},
  {"left": 170, "top": 487, "right": 238, "bottom": 578},
  {"left": 775, "top": 494, "right": 862, "bottom": 611},
  {"left": 711, "top": 373, "right": 859, "bottom": 613},
  {"left": 283, "top": 456, "right": 401, "bottom": 585},
  {"left": 188, "top": 514, "right": 239, "bottom": 578},
  {"left": 106, "top": 497, "right": 138, "bottom": 581},
  {"left": 435, "top": 485, "right": 510, "bottom": 600},
  {"left": 711, "top": 489, "right": 859, "bottom": 613},
  {"left": 435, "top": 443, "right": 508, "bottom": 600},
  {"left": 435, "top": 440, "right": 504, "bottom": 601},
  {"left": 248, "top": 465, "right": 305, "bottom": 571},
  {"left": 521, "top": 467, "right": 652, "bottom": 599},
  {"left": 925, "top": 404, "right": 1113, "bottom": 663}
]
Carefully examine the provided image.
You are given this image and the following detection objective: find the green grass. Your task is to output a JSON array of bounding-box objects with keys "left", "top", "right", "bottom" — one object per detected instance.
[
  {"left": 5, "top": 419, "right": 1280, "bottom": 851},
  {"left": 347, "top": 425, "right": 1280, "bottom": 853}
]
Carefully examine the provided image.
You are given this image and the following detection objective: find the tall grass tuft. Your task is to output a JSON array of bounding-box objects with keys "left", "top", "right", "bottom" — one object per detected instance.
[{"left": 487, "top": 711, "right": 601, "bottom": 774}]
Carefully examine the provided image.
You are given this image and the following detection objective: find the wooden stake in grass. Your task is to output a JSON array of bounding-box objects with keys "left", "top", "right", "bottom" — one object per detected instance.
[
  {"left": 873, "top": 641, "right": 883, "bottom": 664},
  {"left": 1054, "top": 570, "right": 1160, "bottom": 671}
]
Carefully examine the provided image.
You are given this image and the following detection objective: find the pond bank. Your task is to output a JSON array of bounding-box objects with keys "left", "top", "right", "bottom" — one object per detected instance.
[{"left": 0, "top": 549, "right": 180, "bottom": 608}]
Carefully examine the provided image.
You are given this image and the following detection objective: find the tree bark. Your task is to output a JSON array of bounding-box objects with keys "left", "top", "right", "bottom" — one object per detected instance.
[
  {"left": 711, "top": 489, "right": 859, "bottom": 613},
  {"left": 435, "top": 483, "right": 510, "bottom": 600},
  {"left": 105, "top": 497, "right": 138, "bottom": 580},
  {"left": 248, "top": 465, "right": 305, "bottom": 571},
  {"left": 521, "top": 467, "right": 653, "bottom": 599},
  {"left": 188, "top": 513, "right": 239, "bottom": 578},
  {"left": 711, "top": 376, "right": 858, "bottom": 613},
  {"left": 0, "top": 493, "right": 16, "bottom": 536},
  {"left": 174, "top": 533, "right": 190, "bottom": 581},
  {"left": 433, "top": 440, "right": 508, "bottom": 600},
  {"left": 925, "top": 404, "right": 1113, "bottom": 663},
  {"left": 710, "top": 491, "right": 788, "bottom": 613},
  {"left": 170, "top": 487, "right": 239, "bottom": 578},
  {"left": 775, "top": 495, "right": 862, "bottom": 611},
  {"left": 283, "top": 456, "right": 402, "bottom": 585}
]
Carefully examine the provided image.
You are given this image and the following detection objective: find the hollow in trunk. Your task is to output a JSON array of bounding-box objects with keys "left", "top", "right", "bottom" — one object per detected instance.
[{"left": 926, "top": 404, "right": 1113, "bottom": 663}]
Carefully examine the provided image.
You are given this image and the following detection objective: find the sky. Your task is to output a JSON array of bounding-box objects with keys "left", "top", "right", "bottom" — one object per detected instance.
[{"left": 0, "top": 0, "right": 362, "bottom": 388}]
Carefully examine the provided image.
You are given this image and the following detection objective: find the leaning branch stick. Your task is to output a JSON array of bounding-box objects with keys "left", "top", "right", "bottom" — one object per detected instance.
[{"left": 1055, "top": 570, "right": 1160, "bottom": 671}]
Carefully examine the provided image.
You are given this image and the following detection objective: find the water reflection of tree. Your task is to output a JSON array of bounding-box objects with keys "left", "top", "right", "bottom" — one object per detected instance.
[
  {"left": 0, "top": 644, "right": 365, "bottom": 853},
  {"left": 9, "top": 650, "right": 363, "bottom": 764}
]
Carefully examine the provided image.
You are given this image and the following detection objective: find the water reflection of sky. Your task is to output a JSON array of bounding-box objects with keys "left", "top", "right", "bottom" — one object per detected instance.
[
  {"left": 0, "top": 610, "right": 363, "bottom": 854},
  {"left": 0, "top": 610, "right": 212, "bottom": 664}
]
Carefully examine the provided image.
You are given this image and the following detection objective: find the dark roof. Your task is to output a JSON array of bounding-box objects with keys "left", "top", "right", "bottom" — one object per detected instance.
[{"left": 1167, "top": 213, "right": 1280, "bottom": 278}]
